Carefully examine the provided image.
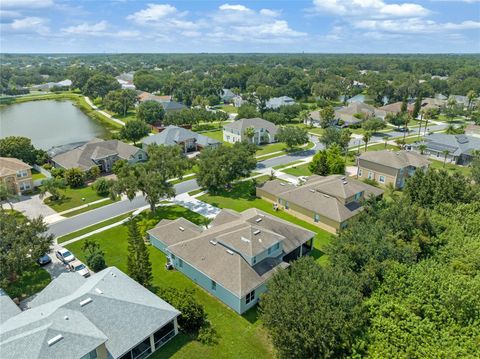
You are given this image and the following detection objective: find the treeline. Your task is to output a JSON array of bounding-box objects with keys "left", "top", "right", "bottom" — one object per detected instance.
[{"left": 260, "top": 168, "right": 480, "bottom": 358}]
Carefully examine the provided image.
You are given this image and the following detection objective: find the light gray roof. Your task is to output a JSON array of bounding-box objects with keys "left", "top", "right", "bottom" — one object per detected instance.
[
  {"left": 0, "top": 267, "right": 179, "bottom": 359},
  {"left": 359, "top": 150, "right": 430, "bottom": 169},
  {"left": 224, "top": 118, "right": 278, "bottom": 136},
  {"left": 221, "top": 89, "right": 236, "bottom": 101},
  {"left": 335, "top": 102, "right": 386, "bottom": 123},
  {"left": 141, "top": 125, "right": 221, "bottom": 147},
  {"left": 259, "top": 175, "right": 384, "bottom": 223},
  {"left": 265, "top": 96, "right": 295, "bottom": 109},
  {"left": 147, "top": 217, "right": 204, "bottom": 247},
  {"left": 151, "top": 208, "right": 314, "bottom": 297},
  {"left": 0, "top": 290, "right": 21, "bottom": 324},
  {"left": 413, "top": 133, "right": 480, "bottom": 157},
  {"left": 51, "top": 139, "right": 143, "bottom": 171}
]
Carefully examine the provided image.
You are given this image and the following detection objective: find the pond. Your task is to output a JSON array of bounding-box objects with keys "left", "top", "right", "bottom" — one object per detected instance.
[{"left": 0, "top": 100, "right": 108, "bottom": 150}]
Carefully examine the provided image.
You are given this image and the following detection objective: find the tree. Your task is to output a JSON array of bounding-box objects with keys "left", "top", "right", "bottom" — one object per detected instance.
[
  {"left": 81, "top": 239, "right": 106, "bottom": 272},
  {"left": 362, "top": 118, "right": 385, "bottom": 133},
  {"left": 260, "top": 257, "right": 365, "bottom": 359},
  {"left": 442, "top": 149, "right": 450, "bottom": 167},
  {"left": 412, "top": 95, "right": 422, "bottom": 119},
  {"left": 320, "top": 127, "right": 344, "bottom": 149},
  {"left": 112, "top": 145, "right": 190, "bottom": 212},
  {"left": 92, "top": 177, "right": 113, "bottom": 196},
  {"left": 418, "top": 144, "right": 427, "bottom": 155},
  {"left": 309, "top": 144, "right": 345, "bottom": 176},
  {"left": 86, "top": 166, "right": 100, "bottom": 180},
  {"left": 0, "top": 211, "right": 53, "bottom": 285},
  {"left": 386, "top": 113, "right": 405, "bottom": 129},
  {"left": 83, "top": 73, "right": 121, "bottom": 99},
  {"left": 466, "top": 90, "right": 477, "bottom": 111},
  {"left": 236, "top": 104, "right": 260, "bottom": 119},
  {"left": 69, "top": 66, "right": 93, "bottom": 90},
  {"left": 196, "top": 142, "right": 257, "bottom": 192},
  {"left": 104, "top": 89, "right": 138, "bottom": 116},
  {"left": 126, "top": 219, "right": 152, "bottom": 288},
  {"left": 39, "top": 178, "right": 66, "bottom": 201},
  {"left": 309, "top": 150, "right": 329, "bottom": 176},
  {"left": 64, "top": 168, "right": 85, "bottom": 188},
  {"left": 0, "top": 136, "right": 47, "bottom": 165},
  {"left": 276, "top": 126, "right": 308, "bottom": 149},
  {"left": 362, "top": 131, "right": 372, "bottom": 152},
  {"left": 471, "top": 151, "right": 480, "bottom": 184},
  {"left": 119, "top": 119, "right": 149, "bottom": 145},
  {"left": 137, "top": 100, "right": 165, "bottom": 125},
  {"left": 244, "top": 126, "right": 256, "bottom": 144},
  {"left": 320, "top": 105, "right": 335, "bottom": 128},
  {"left": 263, "top": 111, "right": 287, "bottom": 125},
  {"left": 0, "top": 184, "right": 18, "bottom": 210}
]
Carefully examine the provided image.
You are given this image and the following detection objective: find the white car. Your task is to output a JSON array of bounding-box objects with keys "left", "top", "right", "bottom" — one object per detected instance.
[
  {"left": 71, "top": 261, "right": 90, "bottom": 278},
  {"left": 55, "top": 248, "right": 75, "bottom": 263}
]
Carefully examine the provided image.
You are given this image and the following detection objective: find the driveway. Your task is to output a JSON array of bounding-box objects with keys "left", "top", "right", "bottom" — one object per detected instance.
[{"left": 6, "top": 194, "right": 56, "bottom": 219}]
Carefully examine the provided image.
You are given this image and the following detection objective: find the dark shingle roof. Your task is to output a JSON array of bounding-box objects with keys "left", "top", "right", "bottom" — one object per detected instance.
[{"left": 141, "top": 125, "right": 221, "bottom": 147}]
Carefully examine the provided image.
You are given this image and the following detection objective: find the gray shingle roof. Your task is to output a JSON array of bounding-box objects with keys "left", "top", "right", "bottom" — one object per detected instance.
[
  {"left": 141, "top": 125, "right": 221, "bottom": 147},
  {"left": 151, "top": 208, "right": 314, "bottom": 297},
  {"left": 259, "top": 175, "right": 384, "bottom": 222},
  {"left": 265, "top": 96, "right": 295, "bottom": 109},
  {"left": 359, "top": 150, "right": 430, "bottom": 169},
  {"left": 0, "top": 267, "right": 179, "bottom": 359},
  {"left": 223, "top": 118, "right": 278, "bottom": 136},
  {"left": 0, "top": 157, "right": 31, "bottom": 177},
  {"left": 414, "top": 133, "right": 480, "bottom": 156},
  {"left": 0, "top": 290, "right": 21, "bottom": 324},
  {"left": 51, "top": 139, "right": 143, "bottom": 171}
]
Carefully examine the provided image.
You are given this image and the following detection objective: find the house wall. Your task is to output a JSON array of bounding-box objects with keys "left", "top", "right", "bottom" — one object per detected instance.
[
  {"left": 128, "top": 149, "right": 147, "bottom": 164},
  {"left": 223, "top": 129, "right": 242, "bottom": 144},
  {"left": 240, "top": 282, "right": 268, "bottom": 314},
  {"left": 357, "top": 165, "right": 398, "bottom": 188},
  {"left": 169, "top": 254, "right": 243, "bottom": 314},
  {"left": 149, "top": 235, "right": 168, "bottom": 254},
  {"left": 1, "top": 169, "right": 33, "bottom": 195}
]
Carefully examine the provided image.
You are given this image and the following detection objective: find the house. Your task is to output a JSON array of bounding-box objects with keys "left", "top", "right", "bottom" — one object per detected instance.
[
  {"left": 257, "top": 175, "right": 384, "bottom": 233},
  {"left": 233, "top": 95, "right": 246, "bottom": 108},
  {"left": 141, "top": 125, "right": 221, "bottom": 153},
  {"left": 410, "top": 133, "right": 480, "bottom": 165},
  {"left": 306, "top": 102, "right": 386, "bottom": 127},
  {"left": 51, "top": 139, "right": 146, "bottom": 172},
  {"left": 148, "top": 208, "right": 315, "bottom": 314},
  {"left": 223, "top": 118, "right": 278, "bottom": 145},
  {"left": 419, "top": 97, "right": 446, "bottom": 111},
  {"left": 0, "top": 157, "right": 33, "bottom": 194},
  {"left": 357, "top": 150, "right": 430, "bottom": 188},
  {"left": 31, "top": 79, "right": 72, "bottom": 90},
  {"left": 220, "top": 89, "right": 236, "bottom": 103},
  {"left": 265, "top": 96, "right": 295, "bottom": 110},
  {"left": 0, "top": 267, "right": 180, "bottom": 359},
  {"left": 378, "top": 101, "right": 414, "bottom": 116},
  {"left": 137, "top": 91, "right": 186, "bottom": 113},
  {"left": 465, "top": 124, "right": 480, "bottom": 138}
]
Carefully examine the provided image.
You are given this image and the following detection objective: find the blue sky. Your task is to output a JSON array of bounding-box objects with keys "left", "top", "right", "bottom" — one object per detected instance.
[{"left": 1, "top": 0, "right": 479, "bottom": 53}]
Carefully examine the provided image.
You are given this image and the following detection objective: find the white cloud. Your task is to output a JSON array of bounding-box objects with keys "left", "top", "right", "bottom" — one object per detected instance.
[
  {"left": 354, "top": 18, "right": 480, "bottom": 33},
  {"left": 219, "top": 4, "right": 250, "bottom": 11},
  {"left": 260, "top": 8, "right": 280, "bottom": 17},
  {"left": 0, "top": 10, "right": 21, "bottom": 18},
  {"left": 61, "top": 21, "right": 140, "bottom": 38},
  {"left": 9, "top": 16, "right": 49, "bottom": 34},
  {"left": 127, "top": 4, "right": 181, "bottom": 24},
  {"left": 1, "top": 0, "right": 54, "bottom": 9}
]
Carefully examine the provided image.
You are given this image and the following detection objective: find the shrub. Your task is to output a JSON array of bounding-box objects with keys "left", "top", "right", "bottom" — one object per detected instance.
[
  {"left": 42, "top": 163, "right": 52, "bottom": 170},
  {"left": 363, "top": 178, "right": 379, "bottom": 187},
  {"left": 87, "top": 253, "right": 106, "bottom": 272},
  {"left": 50, "top": 167, "right": 65, "bottom": 179},
  {"left": 87, "top": 166, "right": 101, "bottom": 180},
  {"left": 92, "top": 178, "right": 112, "bottom": 196},
  {"left": 197, "top": 321, "right": 219, "bottom": 345},
  {"left": 64, "top": 168, "right": 85, "bottom": 188}
]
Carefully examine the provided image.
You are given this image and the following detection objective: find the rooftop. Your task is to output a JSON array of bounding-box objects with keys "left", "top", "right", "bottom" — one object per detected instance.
[
  {"left": 141, "top": 125, "right": 221, "bottom": 147},
  {"left": 224, "top": 118, "right": 278, "bottom": 136},
  {"left": 359, "top": 150, "right": 430, "bottom": 169},
  {"left": 0, "top": 157, "right": 31, "bottom": 177}
]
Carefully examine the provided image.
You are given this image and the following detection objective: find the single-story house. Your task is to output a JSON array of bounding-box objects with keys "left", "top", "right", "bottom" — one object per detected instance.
[
  {"left": 265, "top": 96, "right": 295, "bottom": 110},
  {"left": 31, "top": 79, "right": 72, "bottom": 90},
  {"left": 220, "top": 89, "right": 236, "bottom": 103},
  {"left": 307, "top": 102, "right": 386, "bottom": 127},
  {"left": 51, "top": 139, "right": 146, "bottom": 173},
  {"left": 141, "top": 125, "right": 221, "bottom": 153},
  {"left": 0, "top": 157, "right": 33, "bottom": 195},
  {"left": 223, "top": 118, "right": 278, "bottom": 145},
  {"left": 257, "top": 175, "right": 384, "bottom": 233},
  {"left": 148, "top": 208, "right": 315, "bottom": 314},
  {"left": 420, "top": 97, "right": 446, "bottom": 111},
  {"left": 410, "top": 133, "right": 480, "bottom": 165},
  {"left": 137, "top": 91, "right": 186, "bottom": 112},
  {"left": 357, "top": 150, "right": 430, "bottom": 188},
  {"left": 233, "top": 95, "right": 246, "bottom": 108},
  {"left": 378, "top": 101, "right": 414, "bottom": 116},
  {"left": 0, "top": 267, "right": 180, "bottom": 359}
]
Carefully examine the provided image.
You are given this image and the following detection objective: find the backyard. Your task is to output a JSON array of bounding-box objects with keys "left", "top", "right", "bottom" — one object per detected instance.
[
  {"left": 65, "top": 205, "right": 274, "bottom": 359},
  {"left": 4, "top": 264, "right": 51, "bottom": 300}
]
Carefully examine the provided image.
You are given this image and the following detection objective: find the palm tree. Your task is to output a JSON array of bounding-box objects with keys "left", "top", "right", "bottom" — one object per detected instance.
[
  {"left": 244, "top": 126, "right": 256, "bottom": 144},
  {"left": 362, "top": 131, "right": 372, "bottom": 152},
  {"left": 418, "top": 144, "right": 427, "bottom": 155},
  {"left": 442, "top": 149, "right": 450, "bottom": 168},
  {"left": 467, "top": 90, "right": 476, "bottom": 111},
  {"left": 39, "top": 178, "right": 66, "bottom": 201},
  {"left": 0, "top": 184, "right": 18, "bottom": 211}
]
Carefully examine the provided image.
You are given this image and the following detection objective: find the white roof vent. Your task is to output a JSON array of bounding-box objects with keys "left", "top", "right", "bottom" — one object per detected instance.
[
  {"left": 80, "top": 297, "right": 93, "bottom": 307},
  {"left": 280, "top": 183, "right": 285, "bottom": 186},
  {"left": 342, "top": 180, "right": 348, "bottom": 185},
  {"left": 64, "top": 316, "right": 69, "bottom": 320},
  {"left": 209, "top": 240, "right": 217, "bottom": 245},
  {"left": 241, "top": 236, "right": 251, "bottom": 243},
  {"left": 95, "top": 288, "right": 103, "bottom": 294},
  {"left": 47, "top": 334, "right": 64, "bottom": 346},
  {"left": 226, "top": 249, "right": 234, "bottom": 255},
  {"left": 253, "top": 230, "right": 261, "bottom": 235},
  {"left": 309, "top": 189, "right": 315, "bottom": 193},
  {"left": 178, "top": 226, "right": 185, "bottom": 231},
  {"left": 255, "top": 218, "right": 262, "bottom": 223},
  {"left": 324, "top": 194, "right": 331, "bottom": 198}
]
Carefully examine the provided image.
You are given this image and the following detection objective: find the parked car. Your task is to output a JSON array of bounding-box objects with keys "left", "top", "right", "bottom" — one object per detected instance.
[
  {"left": 55, "top": 248, "right": 75, "bottom": 263},
  {"left": 70, "top": 260, "right": 90, "bottom": 277},
  {"left": 37, "top": 253, "right": 52, "bottom": 266}
]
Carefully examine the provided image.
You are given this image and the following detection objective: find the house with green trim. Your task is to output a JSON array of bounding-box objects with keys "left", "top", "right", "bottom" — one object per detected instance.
[{"left": 148, "top": 208, "right": 315, "bottom": 314}]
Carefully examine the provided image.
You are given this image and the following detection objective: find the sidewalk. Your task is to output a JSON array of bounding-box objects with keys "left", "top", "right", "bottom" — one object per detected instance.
[{"left": 84, "top": 96, "right": 125, "bottom": 126}]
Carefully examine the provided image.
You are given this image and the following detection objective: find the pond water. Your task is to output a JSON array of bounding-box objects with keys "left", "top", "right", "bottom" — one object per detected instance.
[{"left": 0, "top": 100, "right": 107, "bottom": 150}]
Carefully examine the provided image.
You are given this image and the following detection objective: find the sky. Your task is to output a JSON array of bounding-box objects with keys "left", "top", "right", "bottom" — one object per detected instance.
[{"left": 0, "top": 0, "right": 479, "bottom": 53}]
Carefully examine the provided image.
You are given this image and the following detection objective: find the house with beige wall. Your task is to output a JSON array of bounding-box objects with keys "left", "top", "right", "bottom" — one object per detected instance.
[
  {"left": 257, "top": 175, "right": 384, "bottom": 233},
  {"left": 223, "top": 118, "right": 278, "bottom": 145},
  {"left": 357, "top": 150, "right": 430, "bottom": 189},
  {"left": 0, "top": 157, "right": 33, "bottom": 195}
]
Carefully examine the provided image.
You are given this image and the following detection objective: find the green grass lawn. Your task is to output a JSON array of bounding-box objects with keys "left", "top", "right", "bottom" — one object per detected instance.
[
  {"left": 44, "top": 186, "right": 109, "bottom": 212},
  {"left": 31, "top": 169, "right": 46, "bottom": 181},
  {"left": 273, "top": 160, "right": 305, "bottom": 170},
  {"left": 429, "top": 159, "right": 472, "bottom": 177},
  {"left": 198, "top": 181, "right": 332, "bottom": 265},
  {"left": 61, "top": 198, "right": 118, "bottom": 218},
  {"left": 4, "top": 264, "right": 51, "bottom": 300},
  {"left": 256, "top": 142, "right": 287, "bottom": 156},
  {"left": 282, "top": 163, "right": 313, "bottom": 177},
  {"left": 66, "top": 206, "right": 274, "bottom": 359},
  {"left": 199, "top": 130, "right": 230, "bottom": 145},
  {"left": 219, "top": 105, "right": 238, "bottom": 113}
]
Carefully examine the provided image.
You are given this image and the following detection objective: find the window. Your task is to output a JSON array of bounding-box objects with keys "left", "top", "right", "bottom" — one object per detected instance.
[
  {"left": 178, "top": 258, "right": 183, "bottom": 268},
  {"left": 131, "top": 337, "right": 151, "bottom": 359},
  {"left": 19, "top": 182, "right": 31, "bottom": 191},
  {"left": 368, "top": 171, "right": 373, "bottom": 180},
  {"left": 211, "top": 280, "right": 216, "bottom": 291},
  {"left": 314, "top": 213, "right": 320, "bottom": 223},
  {"left": 80, "top": 350, "right": 97, "bottom": 359},
  {"left": 379, "top": 175, "right": 386, "bottom": 183},
  {"left": 138, "top": 153, "right": 143, "bottom": 160},
  {"left": 246, "top": 290, "right": 256, "bottom": 304},
  {"left": 154, "top": 321, "right": 175, "bottom": 349},
  {"left": 354, "top": 192, "right": 362, "bottom": 201},
  {"left": 358, "top": 169, "right": 363, "bottom": 177},
  {"left": 253, "top": 257, "right": 256, "bottom": 264},
  {"left": 16, "top": 170, "right": 27, "bottom": 178},
  {"left": 170, "top": 254, "right": 175, "bottom": 260}
]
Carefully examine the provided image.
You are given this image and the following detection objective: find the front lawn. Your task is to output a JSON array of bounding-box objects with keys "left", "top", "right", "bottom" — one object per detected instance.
[
  {"left": 219, "top": 105, "right": 238, "bottom": 113},
  {"left": 429, "top": 159, "right": 472, "bottom": 177},
  {"left": 256, "top": 142, "right": 287, "bottom": 156},
  {"left": 282, "top": 163, "right": 312, "bottom": 177},
  {"left": 66, "top": 205, "right": 274, "bottom": 359},
  {"left": 31, "top": 169, "right": 46, "bottom": 181},
  {"left": 44, "top": 186, "right": 109, "bottom": 212},
  {"left": 4, "top": 264, "right": 51, "bottom": 300},
  {"left": 198, "top": 181, "right": 332, "bottom": 265},
  {"left": 199, "top": 130, "right": 229, "bottom": 145}
]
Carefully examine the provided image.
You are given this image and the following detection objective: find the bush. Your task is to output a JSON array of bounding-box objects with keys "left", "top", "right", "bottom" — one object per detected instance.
[
  {"left": 87, "top": 253, "right": 106, "bottom": 272},
  {"left": 64, "top": 168, "right": 85, "bottom": 188},
  {"left": 363, "top": 178, "right": 379, "bottom": 187},
  {"left": 42, "top": 163, "right": 52, "bottom": 170},
  {"left": 197, "top": 321, "right": 219, "bottom": 345},
  {"left": 92, "top": 177, "right": 112, "bottom": 196},
  {"left": 50, "top": 167, "right": 65, "bottom": 179},
  {"left": 87, "top": 166, "right": 101, "bottom": 180}
]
